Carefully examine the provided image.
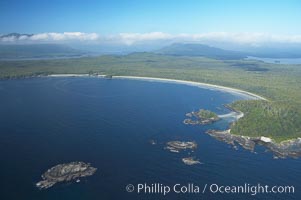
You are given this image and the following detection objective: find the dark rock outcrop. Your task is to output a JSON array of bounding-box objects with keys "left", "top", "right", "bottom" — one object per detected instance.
[{"left": 36, "top": 162, "right": 97, "bottom": 189}]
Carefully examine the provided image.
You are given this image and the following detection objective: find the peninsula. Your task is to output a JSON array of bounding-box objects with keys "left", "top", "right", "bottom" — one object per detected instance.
[{"left": 206, "top": 129, "right": 301, "bottom": 159}]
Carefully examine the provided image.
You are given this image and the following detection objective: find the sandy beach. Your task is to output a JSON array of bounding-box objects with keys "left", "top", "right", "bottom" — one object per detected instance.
[
  {"left": 113, "top": 76, "right": 267, "bottom": 100},
  {"left": 47, "top": 74, "right": 267, "bottom": 101},
  {"left": 48, "top": 74, "right": 91, "bottom": 77}
]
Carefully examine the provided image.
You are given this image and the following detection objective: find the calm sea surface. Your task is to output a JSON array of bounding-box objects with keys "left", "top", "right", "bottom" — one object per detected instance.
[
  {"left": 0, "top": 77, "right": 300, "bottom": 200},
  {"left": 246, "top": 56, "right": 301, "bottom": 64}
]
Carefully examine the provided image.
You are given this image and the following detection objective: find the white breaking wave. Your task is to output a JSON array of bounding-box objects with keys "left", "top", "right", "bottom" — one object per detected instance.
[{"left": 218, "top": 112, "right": 244, "bottom": 120}]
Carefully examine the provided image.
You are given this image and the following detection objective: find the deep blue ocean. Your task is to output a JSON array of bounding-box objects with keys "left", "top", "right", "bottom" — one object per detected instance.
[{"left": 0, "top": 77, "right": 300, "bottom": 200}]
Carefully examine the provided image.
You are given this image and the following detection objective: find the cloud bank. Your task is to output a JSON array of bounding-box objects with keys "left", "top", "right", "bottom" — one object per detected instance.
[
  {"left": 1, "top": 32, "right": 301, "bottom": 46},
  {"left": 0, "top": 32, "right": 99, "bottom": 42}
]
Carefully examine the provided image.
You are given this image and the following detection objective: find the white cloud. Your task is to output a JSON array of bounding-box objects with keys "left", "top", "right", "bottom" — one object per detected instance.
[
  {"left": 1, "top": 36, "right": 18, "bottom": 42},
  {"left": 1, "top": 31, "right": 301, "bottom": 46},
  {"left": 0, "top": 32, "right": 99, "bottom": 43},
  {"left": 112, "top": 32, "right": 301, "bottom": 46},
  {"left": 117, "top": 32, "right": 173, "bottom": 45},
  {"left": 30, "top": 32, "right": 99, "bottom": 41}
]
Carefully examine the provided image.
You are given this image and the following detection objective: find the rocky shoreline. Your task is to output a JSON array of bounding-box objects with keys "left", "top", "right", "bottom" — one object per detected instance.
[
  {"left": 206, "top": 129, "right": 301, "bottom": 159},
  {"left": 182, "top": 105, "right": 301, "bottom": 159}
]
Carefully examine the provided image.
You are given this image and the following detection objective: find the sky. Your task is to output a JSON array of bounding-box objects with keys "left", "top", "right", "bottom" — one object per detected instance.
[{"left": 0, "top": 0, "right": 301, "bottom": 46}]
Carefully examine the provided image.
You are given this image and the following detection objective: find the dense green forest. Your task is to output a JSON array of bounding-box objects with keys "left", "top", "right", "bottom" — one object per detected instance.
[
  {"left": 0, "top": 53, "right": 300, "bottom": 142},
  {"left": 197, "top": 109, "right": 219, "bottom": 120},
  {"left": 230, "top": 100, "right": 301, "bottom": 142}
]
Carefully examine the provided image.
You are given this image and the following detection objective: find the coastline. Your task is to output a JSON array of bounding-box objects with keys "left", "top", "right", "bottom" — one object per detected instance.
[
  {"left": 206, "top": 129, "right": 301, "bottom": 159},
  {"left": 48, "top": 74, "right": 267, "bottom": 101},
  {"left": 46, "top": 74, "right": 266, "bottom": 138},
  {"left": 11, "top": 73, "right": 301, "bottom": 157},
  {"left": 113, "top": 76, "right": 267, "bottom": 100},
  {"left": 108, "top": 75, "right": 301, "bottom": 157}
]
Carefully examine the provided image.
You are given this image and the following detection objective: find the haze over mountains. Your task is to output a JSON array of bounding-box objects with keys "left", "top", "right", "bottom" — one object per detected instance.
[
  {"left": 0, "top": 33, "right": 34, "bottom": 40},
  {"left": 0, "top": 44, "right": 87, "bottom": 60},
  {"left": 156, "top": 43, "right": 246, "bottom": 59},
  {"left": 1, "top": 33, "right": 301, "bottom": 59}
]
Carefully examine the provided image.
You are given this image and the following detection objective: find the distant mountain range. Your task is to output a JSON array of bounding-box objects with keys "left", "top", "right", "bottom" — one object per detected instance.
[
  {"left": 0, "top": 44, "right": 87, "bottom": 60},
  {"left": 156, "top": 43, "right": 246, "bottom": 59},
  {"left": 0, "top": 33, "right": 34, "bottom": 39},
  {"left": 1, "top": 33, "right": 301, "bottom": 59},
  {"left": 156, "top": 43, "right": 301, "bottom": 59}
]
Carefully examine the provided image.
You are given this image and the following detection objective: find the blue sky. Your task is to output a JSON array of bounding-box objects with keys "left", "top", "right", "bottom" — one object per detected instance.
[
  {"left": 0, "top": 0, "right": 300, "bottom": 34},
  {"left": 1, "top": 0, "right": 301, "bottom": 47}
]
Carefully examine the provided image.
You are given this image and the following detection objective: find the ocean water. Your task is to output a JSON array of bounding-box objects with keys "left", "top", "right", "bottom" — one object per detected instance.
[
  {"left": 246, "top": 56, "right": 301, "bottom": 64},
  {"left": 0, "top": 77, "right": 300, "bottom": 200}
]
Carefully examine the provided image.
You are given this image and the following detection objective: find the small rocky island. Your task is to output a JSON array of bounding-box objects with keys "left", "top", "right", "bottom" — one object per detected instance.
[
  {"left": 36, "top": 162, "right": 97, "bottom": 189},
  {"left": 182, "top": 157, "right": 201, "bottom": 165},
  {"left": 149, "top": 139, "right": 157, "bottom": 145},
  {"left": 164, "top": 141, "right": 202, "bottom": 165},
  {"left": 165, "top": 141, "right": 197, "bottom": 153},
  {"left": 184, "top": 109, "right": 220, "bottom": 125}
]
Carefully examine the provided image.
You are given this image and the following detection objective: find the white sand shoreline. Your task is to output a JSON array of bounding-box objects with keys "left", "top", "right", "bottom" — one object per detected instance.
[
  {"left": 47, "top": 74, "right": 267, "bottom": 100},
  {"left": 114, "top": 76, "right": 267, "bottom": 100}
]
